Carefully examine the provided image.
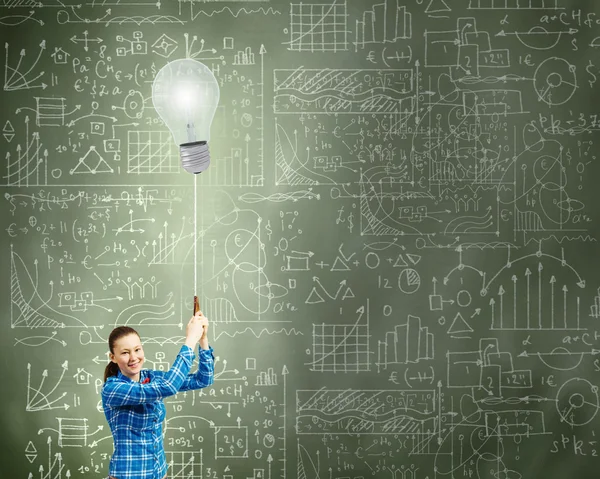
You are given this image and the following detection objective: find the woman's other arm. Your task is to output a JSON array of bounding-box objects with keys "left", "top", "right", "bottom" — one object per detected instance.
[{"left": 179, "top": 344, "right": 215, "bottom": 391}]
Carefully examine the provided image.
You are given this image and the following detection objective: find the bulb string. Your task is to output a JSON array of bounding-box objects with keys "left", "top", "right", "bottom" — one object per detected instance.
[{"left": 194, "top": 173, "right": 198, "bottom": 302}]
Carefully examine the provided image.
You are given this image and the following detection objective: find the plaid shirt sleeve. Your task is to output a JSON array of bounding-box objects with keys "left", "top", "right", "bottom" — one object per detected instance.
[
  {"left": 102, "top": 344, "right": 195, "bottom": 407},
  {"left": 153, "top": 344, "right": 215, "bottom": 392}
]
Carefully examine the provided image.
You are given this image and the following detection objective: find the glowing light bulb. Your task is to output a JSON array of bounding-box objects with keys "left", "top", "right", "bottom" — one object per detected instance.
[{"left": 151, "top": 59, "right": 220, "bottom": 174}]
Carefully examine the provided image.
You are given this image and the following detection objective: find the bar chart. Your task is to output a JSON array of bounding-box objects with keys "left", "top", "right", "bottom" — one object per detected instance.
[{"left": 355, "top": 0, "right": 412, "bottom": 49}]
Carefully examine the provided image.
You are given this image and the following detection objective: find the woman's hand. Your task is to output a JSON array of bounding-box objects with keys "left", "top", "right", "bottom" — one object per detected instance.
[
  {"left": 197, "top": 311, "right": 209, "bottom": 350},
  {"left": 184, "top": 311, "right": 205, "bottom": 349}
]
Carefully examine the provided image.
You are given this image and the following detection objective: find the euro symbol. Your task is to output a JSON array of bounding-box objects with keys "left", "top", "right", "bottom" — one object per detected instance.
[{"left": 6, "top": 223, "right": 16, "bottom": 237}]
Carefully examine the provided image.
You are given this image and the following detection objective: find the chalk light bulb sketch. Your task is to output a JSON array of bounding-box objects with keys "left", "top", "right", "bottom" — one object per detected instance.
[{"left": 151, "top": 59, "right": 220, "bottom": 174}]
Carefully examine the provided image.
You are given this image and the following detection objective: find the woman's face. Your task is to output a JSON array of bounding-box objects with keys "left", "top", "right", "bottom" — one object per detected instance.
[{"left": 110, "top": 333, "right": 145, "bottom": 381}]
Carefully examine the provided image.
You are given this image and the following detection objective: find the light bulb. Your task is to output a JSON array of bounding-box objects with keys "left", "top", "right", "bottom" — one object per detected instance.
[{"left": 151, "top": 59, "right": 220, "bottom": 174}]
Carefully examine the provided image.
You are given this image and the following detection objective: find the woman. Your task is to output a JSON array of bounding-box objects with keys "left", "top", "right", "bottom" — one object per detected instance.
[{"left": 101, "top": 310, "right": 214, "bottom": 479}]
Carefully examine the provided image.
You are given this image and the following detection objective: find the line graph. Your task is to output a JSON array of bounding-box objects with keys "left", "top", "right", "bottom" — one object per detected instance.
[
  {"left": 309, "top": 302, "right": 370, "bottom": 372},
  {"left": 286, "top": 1, "right": 348, "bottom": 52},
  {"left": 128, "top": 130, "right": 179, "bottom": 174}
]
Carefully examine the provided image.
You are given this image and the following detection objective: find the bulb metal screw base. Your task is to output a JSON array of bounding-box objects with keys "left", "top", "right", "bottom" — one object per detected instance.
[{"left": 180, "top": 141, "right": 210, "bottom": 174}]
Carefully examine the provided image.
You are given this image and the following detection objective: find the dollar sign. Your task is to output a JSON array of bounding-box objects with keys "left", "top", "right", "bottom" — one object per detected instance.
[
  {"left": 6, "top": 194, "right": 16, "bottom": 214},
  {"left": 587, "top": 60, "right": 597, "bottom": 88}
]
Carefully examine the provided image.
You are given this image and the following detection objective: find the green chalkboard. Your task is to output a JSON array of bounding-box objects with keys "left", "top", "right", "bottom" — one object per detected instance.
[{"left": 2, "top": 0, "right": 600, "bottom": 478}]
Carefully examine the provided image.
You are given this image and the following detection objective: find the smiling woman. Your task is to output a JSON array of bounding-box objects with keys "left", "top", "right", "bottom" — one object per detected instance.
[
  {"left": 108, "top": 332, "right": 145, "bottom": 381},
  {"left": 101, "top": 313, "right": 214, "bottom": 479}
]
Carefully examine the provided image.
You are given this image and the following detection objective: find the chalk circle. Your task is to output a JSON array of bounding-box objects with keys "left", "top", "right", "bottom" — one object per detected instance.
[
  {"left": 547, "top": 72, "right": 562, "bottom": 87},
  {"left": 532, "top": 155, "right": 560, "bottom": 180},
  {"left": 80, "top": 331, "right": 92, "bottom": 345},
  {"left": 57, "top": 10, "right": 69, "bottom": 24},
  {"left": 398, "top": 268, "right": 420, "bottom": 294},
  {"left": 457, "top": 290, "right": 472, "bottom": 307},
  {"left": 263, "top": 434, "right": 275, "bottom": 448},
  {"left": 533, "top": 57, "right": 577, "bottom": 106},
  {"left": 556, "top": 377, "right": 599, "bottom": 426},
  {"left": 124, "top": 90, "right": 144, "bottom": 119},
  {"left": 241, "top": 113, "right": 253, "bottom": 127}
]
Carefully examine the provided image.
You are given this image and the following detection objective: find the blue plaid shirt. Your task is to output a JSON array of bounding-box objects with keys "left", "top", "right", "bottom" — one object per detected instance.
[{"left": 101, "top": 344, "right": 214, "bottom": 479}]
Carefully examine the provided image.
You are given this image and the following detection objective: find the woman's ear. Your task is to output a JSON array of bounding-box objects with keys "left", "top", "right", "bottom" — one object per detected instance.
[{"left": 109, "top": 352, "right": 116, "bottom": 363}]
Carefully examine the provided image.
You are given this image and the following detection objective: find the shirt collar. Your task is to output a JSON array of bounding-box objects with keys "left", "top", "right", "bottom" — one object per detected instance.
[{"left": 117, "top": 369, "right": 146, "bottom": 383}]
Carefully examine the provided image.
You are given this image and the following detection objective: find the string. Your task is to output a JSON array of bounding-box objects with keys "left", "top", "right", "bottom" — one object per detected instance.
[{"left": 194, "top": 173, "right": 197, "bottom": 297}]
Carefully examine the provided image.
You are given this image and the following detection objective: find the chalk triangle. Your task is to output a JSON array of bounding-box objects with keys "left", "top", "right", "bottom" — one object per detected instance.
[
  {"left": 92, "top": 157, "right": 114, "bottom": 174},
  {"left": 341, "top": 287, "right": 355, "bottom": 300},
  {"left": 448, "top": 312, "right": 473, "bottom": 334},
  {"left": 393, "top": 254, "right": 408, "bottom": 267},
  {"left": 3, "top": 120, "right": 14, "bottom": 133},
  {"left": 331, "top": 256, "right": 350, "bottom": 272},
  {"left": 306, "top": 288, "right": 325, "bottom": 304},
  {"left": 406, "top": 253, "right": 421, "bottom": 265},
  {"left": 71, "top": 147, "right": 113, "bottom": 174},
  {"left": 426, "top": 0, "right": 451, "bottom": 13}
]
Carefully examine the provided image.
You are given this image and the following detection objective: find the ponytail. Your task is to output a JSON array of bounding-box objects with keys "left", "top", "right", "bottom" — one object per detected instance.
[
  {"left": 104, "top": 361, "right": 120, "bottom": 382},
  {"left": 103, "top": 326, "right": 140, "bottom": 383}
]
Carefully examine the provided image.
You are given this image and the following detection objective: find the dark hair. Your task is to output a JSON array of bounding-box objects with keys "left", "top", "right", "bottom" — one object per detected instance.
[{"left": 104, "top": 326, "right": 140, "bottom": 383}]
